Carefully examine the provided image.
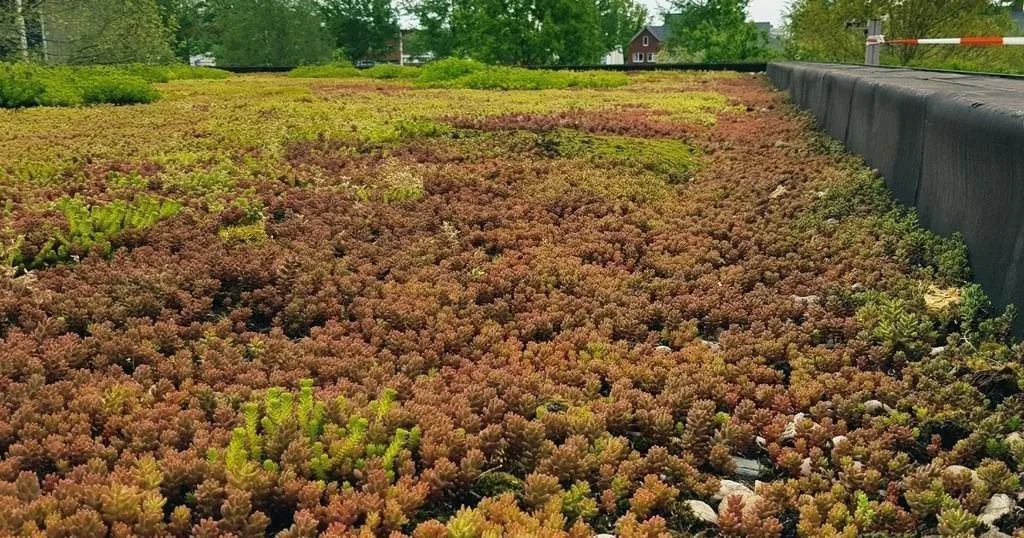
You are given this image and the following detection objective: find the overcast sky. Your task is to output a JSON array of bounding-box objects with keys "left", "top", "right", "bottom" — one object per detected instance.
[{"left": 642, "top": 0, "right": 790, "bottom": 27}]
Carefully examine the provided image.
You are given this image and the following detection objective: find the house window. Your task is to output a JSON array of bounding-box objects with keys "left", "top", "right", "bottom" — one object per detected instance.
[
  {"left": 633, "top": 52, "right": 644, "bottom": 63},
  {"left": 642, "top": 36, "right": 649, "bottom": 46},
  {"left": 646, "top": 52, "right": 655, "bottom": 63}
]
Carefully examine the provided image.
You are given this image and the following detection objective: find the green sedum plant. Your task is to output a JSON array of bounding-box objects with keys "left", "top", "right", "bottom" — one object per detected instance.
[
  {"left": 219, "top": 380, "right": 421, "bottom": 486},
  {"left": 14, "top": 195, "right": 182, "bottom": 270}
]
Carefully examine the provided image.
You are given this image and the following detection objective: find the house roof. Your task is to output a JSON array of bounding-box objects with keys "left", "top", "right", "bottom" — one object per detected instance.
[{"left": 631, "top": 24, "right": 671, "bottom": 44}]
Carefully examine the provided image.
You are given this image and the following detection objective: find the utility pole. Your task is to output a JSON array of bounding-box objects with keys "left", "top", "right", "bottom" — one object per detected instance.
[
  {"left": 865, "top": 19, "right": 882, "bottom": 66},
  {"left": 398, "top": 29, "right": 404, "bottom": 66},
  {"left": 13, "top": 0, "right": 29, "bottom": 60}
]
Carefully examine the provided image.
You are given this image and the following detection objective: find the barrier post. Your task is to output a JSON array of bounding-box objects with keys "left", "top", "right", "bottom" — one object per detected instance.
[{"left": 865, "top": 19, "right": 882, "bottom": 66}]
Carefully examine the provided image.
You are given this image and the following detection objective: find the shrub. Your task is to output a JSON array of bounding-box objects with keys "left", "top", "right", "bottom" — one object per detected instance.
[
  {"left": 118, "top": 64, "right": 231, "bottom": 82},
  {"left": 288, "top": 63, "right": 362, "bottom": 79},
  {"left": 362, "top": 64, "right": 421, "bottom": 80},
  {"left": 416, "top": 58, "right": 488, "bottom": 85},
  {"left": 419, "top": 64, "right": 629, "bottom": 90},
  {"left": 78, "top": 73, "right": 159, "bottom": 105},
  {"left": 0, "top": 63, "right": 160, "bottom": 108}
]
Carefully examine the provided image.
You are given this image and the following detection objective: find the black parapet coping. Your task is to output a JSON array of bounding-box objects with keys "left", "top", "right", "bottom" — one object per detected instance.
[
  {"left": 768, "top": 61, "right": 1024, "bottom": 334},
  {"left": 527, "top": 62, "right": 768, "bottom": 72}
]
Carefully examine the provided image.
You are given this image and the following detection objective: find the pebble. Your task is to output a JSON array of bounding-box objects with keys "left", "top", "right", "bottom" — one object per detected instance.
[
  {"left": 654, "top": 345, "right": 672, "bottom": 353},
  {"left": 755, "top": 435, "right": 767, "bottom": 448},
  {"left": 943, "top": 465, "right": 973, "bottom": 478},
  {"left": 595, "top": 534, "right": 617, "bottom": 538},
  {"left": 715, "top": 479, "right": 754, "bottom": 501},
  {"left": 769, "top": 185, "right": 788, "bottom": 199},
  {"left": 701, "top": 339, "right": 721, "bottom": 352},
  {"left": 792, "top": 295, "right": 820, "bottom": 306},
  {"left": 979, "top": 494, "right": 1014, "bottom": 526},
  {"left": 800, "top": 457, "right": 813, "bottom": 477},
  {"left": 685, "top": 500, "right": 718, "bottom": 524},
  {"left": 782, "top": 413, "right": 805, "bottom": 441},
  {"left": 864, "top": 400, "right": 891, "bottom": 415},
  {"left": 930, "top": 346, "right": 946, "bottom": 356},
  {"left": 731, "top": 456, "right": 769, "bottom": 479},
  {"left": 831, "top": 435, "right": 848, "bottom": 447}
]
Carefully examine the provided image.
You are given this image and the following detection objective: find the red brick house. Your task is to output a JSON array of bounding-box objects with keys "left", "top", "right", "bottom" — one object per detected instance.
[{"left": 627, "top": 25, "right": 670, "bottom": 65}]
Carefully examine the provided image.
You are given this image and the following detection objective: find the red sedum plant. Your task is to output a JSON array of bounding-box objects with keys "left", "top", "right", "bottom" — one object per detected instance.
[{"left": 0, "top": 71, "right": 1022, "bottom": 537}]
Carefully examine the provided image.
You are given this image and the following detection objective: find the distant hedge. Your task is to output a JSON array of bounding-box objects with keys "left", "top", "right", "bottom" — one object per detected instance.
[
  {"left": 0, "top": 63, "right": 231, "bottom": 109},
  {"left": 288, "top": 58, "right": 630, "bottom": 90}
]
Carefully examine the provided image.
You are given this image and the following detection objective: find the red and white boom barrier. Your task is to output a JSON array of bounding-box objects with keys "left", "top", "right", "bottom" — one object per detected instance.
[{"left": 867, "top": 35, "right": 1024, "bottom": 46}]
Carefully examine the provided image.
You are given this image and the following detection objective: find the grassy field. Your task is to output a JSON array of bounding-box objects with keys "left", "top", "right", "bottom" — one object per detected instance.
[{"left": 0, "top": 71, "right": 1021, "bottom": 537}]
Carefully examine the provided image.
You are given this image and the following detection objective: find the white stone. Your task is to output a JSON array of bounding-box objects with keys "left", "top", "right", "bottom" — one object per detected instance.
[
  {"left": 715, "top": 479, "right": 754, "bottom": 501},
  {"left": 781, "top": 412, "right": 805, "bottom": 441},
  {"left": 943, "top": 465, "right": 973, "bottom": 478},
  {"left": 655, "top": 345, "right": 672, "bottom": 353},
  {"left": 701, "top": 339, "right": 721, "bottom": 352},
  {"left": 685, "top": 500, "right": 718, "bottom": 524},
  {"left": 930, "top": 346, "right": 946, "bottom": 357},
  {"left": 769, "top": 185, "right": 788, "bottom": 199},
  {"left": 831, "top": 435, "right": 848, "bottom": 447},
  {"left": 800, "top": 457, "right": 813, "bottom": 477},
  {"left": 979, "top": 494, "right": 1014, "bottom": 527},
  {"left": 792, "top": 295, "right": 820, "bottom": 306},
  {"left": 755, "top": 435, "right": 767, "bottom": 448},
  {"left": 732, "top": 456, "right": 768, "bottom": 479},
  {"left": 864, "top": 400, "right": 891, "bottom": 415},
  {"left": 595, "top": 534, "right": 617, "bottom": 538}
]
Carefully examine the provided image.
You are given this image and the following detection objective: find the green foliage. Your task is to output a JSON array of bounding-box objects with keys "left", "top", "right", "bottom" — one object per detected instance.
[
  {"left": 362, "top": 64, "right": 421, "bottom": 80},
  {"left": 665, "top": 0, "right": 773, "bottom": 62},
  {"left": 856, "top": 294, "right": 935, "bottom": 358},
  {"left": 959, "top": 283, "right": 1017, "bottom": 344},
  {"left": 0, "top": 64, "right": 160, "bottom": 108},
  {"left": 23, "top": 195, "right": 181, "bottom": 270},
  {"left": 936, "top": 506, "right": 979, "bottom": 536},
  {"left": 117, "top": 64, "right": 232, "bottom": 82},
  {"left": 535, "top": 130, "right": 698, "bottom": 183},
  {"left": 287, "top": 62, "right": 362, "bottom": 78},
  {"left": 218, "top": 198, "right": 267, "bottom": 245},
  {"left": 78, "top": 73, "right": 160, "bottom": 105},
  {"left": 813, "top": 167, "right": 970, "bottom": 284},
  {"left": 18, "top": 0, "right": 175, "bottom": 64},
  {"left": 321, "top": 0, "right": 399, "bottom": 62},
  {"left": 596, "top": 0, "right": 650, "bottom": 53},
  {"left": 208, "top": 0, "right": 332, "bottom": 67},
  {"left": 222, "top": 381, "right": 420, "bottom": 484},
  {"left": 561, "top": 481, "right": 599, "bottom": 522},
  {"left": 416, "top": 58, "right": 488, "bottom": 85},
  {"left": 417, "top": 63, "right": 629, "bottom": 90},
  {"left": 408, "top": 0, "right": 648, "bottom": 65},
  {"left": 786, "top": 0, "right": 1023, "bottom": 70}
]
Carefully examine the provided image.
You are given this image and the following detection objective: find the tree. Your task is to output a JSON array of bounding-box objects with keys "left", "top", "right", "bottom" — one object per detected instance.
[
  {"left": 3, "top": 0, "right": 176, "bottom": 63},
  {"left": 405, "top": 0, "right": 643, "bottom": 64},
  {"left": 208, "top": 0, "right": 332, "bottom": 66},
  {"left": 404, "top": 0, "right": 458, "bottom": 59},
  {"left": 321, "top": 0, "right": 399, "bottom": 62},
  {"left": 786, "top": 0, "right": 1017, "bottom": 65},
  {"left": 156, "top": 0, "right": 216, "bottom": 61},
  {"left": 596, "top": 0, "right": 647, "bottom": 54},
  {"left": 664, "top": 0, "right": 770, "bottom": 62}
]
